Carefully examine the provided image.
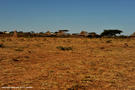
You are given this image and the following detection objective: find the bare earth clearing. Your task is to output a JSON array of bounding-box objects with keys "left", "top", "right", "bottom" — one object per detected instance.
[{"left": 0, "top": 37, "right": 135, "bottom": 89}]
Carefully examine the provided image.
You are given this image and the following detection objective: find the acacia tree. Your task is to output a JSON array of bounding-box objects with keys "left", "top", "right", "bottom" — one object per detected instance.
[
  {"left": 101, "top": 29, "right": 123, "bottom": 37},
  {"left": 56, "top": 30, "right": 69, "bottom": 36},
  {"left": 80, "top": 31, "right": 88, "bottom": 36}
]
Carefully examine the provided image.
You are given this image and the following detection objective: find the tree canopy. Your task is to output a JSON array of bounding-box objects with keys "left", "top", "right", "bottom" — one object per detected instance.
[{"left": 101, "top": 29, "right": 123, "bottom": 37}]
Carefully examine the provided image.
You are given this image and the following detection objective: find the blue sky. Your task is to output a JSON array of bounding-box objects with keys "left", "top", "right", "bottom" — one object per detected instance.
[{"left": 0, "top": 0, "right": 135, "bottom": 35}]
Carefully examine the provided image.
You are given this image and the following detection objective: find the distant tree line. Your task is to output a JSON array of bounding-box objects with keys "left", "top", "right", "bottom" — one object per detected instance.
[{"left": 0, "top": 29, "right": 133, "bottom": 38}]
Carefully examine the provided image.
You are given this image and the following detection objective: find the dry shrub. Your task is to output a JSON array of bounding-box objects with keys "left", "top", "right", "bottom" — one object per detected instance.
[
  {"left": 19, "top": 38, "right": 25, "bottom": 41},
  {"left": 100, "top": 47, "right": 105, "bottom": 49},
  {"left": 106, "top": 40, "right": 112, "bottom": 43},
  {"left": 1, "top": 39, "right": 5, "bottom": 42},
  {"left": 124, "top": 43, "right": 128, "bottom": 47},
  {"left": 67, "top": 84, "right": 86, "bottom": 90},
  {"left": 12, "top": 58, "right": 20, "bottom": 61},
  {"left": 7, "top": 38, "right": 12, "bottom": 41},
  {"left": 56, "top": 46, "right": 72, "bottom": 51},
  {"left": 0, "top": 43, "right": 4, "bottom": 48},
  {"left": 15, "top": 48, "right": 24, "bottom": 51}
]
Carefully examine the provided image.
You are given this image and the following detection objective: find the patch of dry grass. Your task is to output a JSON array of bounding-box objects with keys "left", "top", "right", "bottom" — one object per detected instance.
[{"left": 0, "top": 37, "right": 135, "bottom": 89}]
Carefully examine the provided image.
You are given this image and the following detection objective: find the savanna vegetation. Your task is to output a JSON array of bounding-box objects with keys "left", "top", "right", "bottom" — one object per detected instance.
[
  {"left": 0, "top": 29, "right": 131, "bottom": 38},
  {"left": 0, "top": 35, "right": 135, "bottom": 89}
]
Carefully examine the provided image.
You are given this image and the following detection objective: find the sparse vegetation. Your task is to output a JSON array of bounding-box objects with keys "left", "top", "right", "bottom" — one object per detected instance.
[
  {"left": 0, "top": 37, "right": 135, "bottom": 89},
  {"left": 0, "top": 29, "right": 129, "bottom": 38},
  {"left": 15, "top": 48, "right": 24, "bottom": 51},
  {"left": 12, "top": 58, "right": 20, "bottom": 61},
  {"left": 0, "top": 43, "right": 4, "bottom": 48},
  {"left": 101, "top": 29, "right": 123, "bottom": 37},
  {"left": 106, "top": 40, "right": 112, "bottom": 43},
  {"left": 56, "top": 46, "right": 72, "bottom": 51}
]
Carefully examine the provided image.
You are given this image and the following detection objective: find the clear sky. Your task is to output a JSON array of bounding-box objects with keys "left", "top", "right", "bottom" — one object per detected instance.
[{"left": 0, "top": 0, "right": 135, "bottom": 35}]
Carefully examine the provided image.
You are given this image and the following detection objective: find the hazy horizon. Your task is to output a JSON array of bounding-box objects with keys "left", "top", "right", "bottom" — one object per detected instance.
[{"left": 0, "top": 0, "right": 135, "bottom": 35}]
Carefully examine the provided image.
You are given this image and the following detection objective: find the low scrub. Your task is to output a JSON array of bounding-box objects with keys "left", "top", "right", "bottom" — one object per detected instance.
[
  {"left": 106, "top": 40, "right": 112, "bottom": 43},
  {"left": 15, "top": 48, "right": 24, "bottom": 51},
  {"left": 56, "top": 46, "right": 72, "bottom": 51},
  {"left": 0, "top": 43, "right": 4, "bottom": 48}
]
